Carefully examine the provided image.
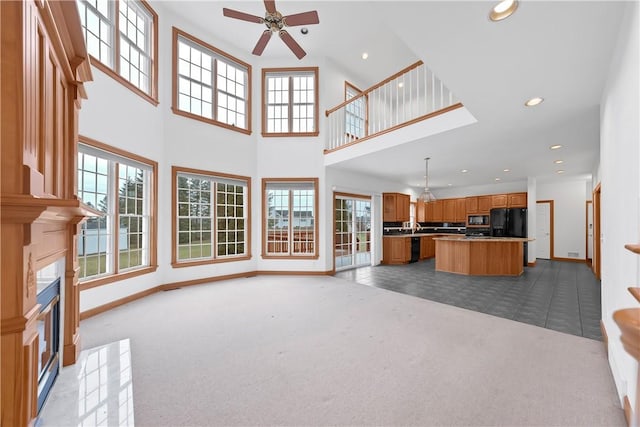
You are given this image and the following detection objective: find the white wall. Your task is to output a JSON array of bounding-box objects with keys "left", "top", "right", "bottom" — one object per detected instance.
[
  {"left": 599, "top": 0, "right": 640, "bottom": 411},
  {"left": 537, "top": 179, "right": 589, "bottom": 260}
]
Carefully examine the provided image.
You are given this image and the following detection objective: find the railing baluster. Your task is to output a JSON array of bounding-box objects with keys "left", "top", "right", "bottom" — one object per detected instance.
[{"left": 324, "top": 62, "right": 460, "bottom": 152}]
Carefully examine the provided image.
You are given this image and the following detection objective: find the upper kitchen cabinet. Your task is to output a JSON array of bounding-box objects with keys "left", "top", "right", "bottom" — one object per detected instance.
[
  {"left": 508, "top": 192, "right": 527, "bottom": 208},
  {"left": 492, "top": 194, "right": 508, "bottom": 208},
  {"left": 466, "top": 196, "right": 479, "bottom": 213},
  {"left": 383, "top": 193, "right": 410, "bottom": 222},
  {"left": 478, "top": 196, "right": 492, "bottom": 213},
  {"left": 455, "top": 198, "right": 467, "bottom": 222},
  {"left": 432, "top": 200, "right": 444, "bottom": 221},
  {"left": 443, "top": 199, "right": 456, "bottom": 222}
]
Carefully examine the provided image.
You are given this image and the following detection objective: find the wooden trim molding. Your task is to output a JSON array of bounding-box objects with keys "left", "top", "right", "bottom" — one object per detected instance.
[
  {"left": 323, "top": 103, "right": 464, "bottom": 154},
  {"left": 593, "top": 183, "right": 601, "bottom": 279},
  {"left": 623, "top": 395, "right": 632, "bottom": 427},
  {"left": 536, "top": 200, "right": 555, "bottom": 260},
  {"left": 77, "top": 136, "right": 158, "bottom": 288},
  {"left": 624, "top": 244, "right": 640, "bottom": 254},
  {"left": 261, "top": 177, "right": 320, "bottom": 259},
  {"left": 79, "top": 270, "right": 334, "bottom": 320},
  {"left": 527, "top": 261, "right": 537, "bottom": 267},
  {"left": 171, "top": 165, "right": 252, "bottom": 267},
  {"left": 585, "top": 200, "right": 593, "bottom": 263},
  {"left": 85, "top": 0, "right": 159, "bottom": 105},
  {"left": 601, "top": 320, "right": 608, "bottom": 355},
  {"left": 171, "top": 27, "right": 252, "bottom": 135},
  {"left": 552, "top": 257, "right": 586, "bottom": 264},
  {"left": 261, "top": 67, "right": 320, "bottom": 137}
]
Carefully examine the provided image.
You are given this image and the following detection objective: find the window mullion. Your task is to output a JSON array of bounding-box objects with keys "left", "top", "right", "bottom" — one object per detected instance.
[
  {"left": 288, "top": 76, "right": 294, "bottom": 133},
  {"left": 288, "top": 190, "right": 293, "bottom": 255},
  {"left": 212, "top": 58, "right": 218, "bottom": 122},
  {"left": 113, "top": 162, "right": 120, "bottom": 274},
  {"left": 212, "top": 181, "right": 217, "bottom": 259},
  {"left": 114, "top": 0, "right": 121, "bottom": 77}
]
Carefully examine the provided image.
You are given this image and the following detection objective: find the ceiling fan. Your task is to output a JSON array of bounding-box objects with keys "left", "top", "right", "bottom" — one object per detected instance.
[{"left": 222, "top": 0, "right": 319, "bottom": 59}]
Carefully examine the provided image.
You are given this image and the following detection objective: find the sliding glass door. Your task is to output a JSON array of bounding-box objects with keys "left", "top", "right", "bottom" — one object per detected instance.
[{"left": 335, "top": 194, "right": 371, "bottom": 270}]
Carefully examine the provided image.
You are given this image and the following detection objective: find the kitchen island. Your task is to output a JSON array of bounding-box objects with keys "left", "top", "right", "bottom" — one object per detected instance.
[{"left": 434, "top": 235, "right": 529, "bottom": 276}]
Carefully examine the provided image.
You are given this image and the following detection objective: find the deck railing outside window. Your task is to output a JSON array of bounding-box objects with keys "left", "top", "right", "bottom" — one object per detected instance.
[{"left": 325, "top": 61, "right": 461, "bottom": 153}]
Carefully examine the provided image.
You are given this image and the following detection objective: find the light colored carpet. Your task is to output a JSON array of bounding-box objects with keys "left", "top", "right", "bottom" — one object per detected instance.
[{"left": 80, "top": 275, "right": 625, "bottom": 426}]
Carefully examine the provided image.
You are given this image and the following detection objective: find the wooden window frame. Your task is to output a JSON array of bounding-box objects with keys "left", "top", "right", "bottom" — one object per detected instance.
[
  {"left": 344, "top": 81, "right": 368, "bottom": 140},
  {"left": 78, "top": 0, "right": 159, "bottom": 105},
  {"left": 171, "top": 166, "right": 252, "bottom": 268},
  {"left": 261, "top": 67, "right": 319, "bottom": 137},
  {"left": 262, "top": 178, "right": 320, "bottom": 259},
  {"left": 171, "top": 27, "right": 252, "bottom": 135},
  {"left": 78, "top": 135, "right": 158, "bottom": 290}
]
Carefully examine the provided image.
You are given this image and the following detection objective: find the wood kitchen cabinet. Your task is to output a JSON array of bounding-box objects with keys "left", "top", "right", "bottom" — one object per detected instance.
[
  {"left": 383, "top": 193, "right": 410, "bottom": 222},
  {"left": 420, "top": 235, "right": 436, "bottom": 259},
  {"left": 416, "top": 201, "right": 426, "bottom": 222},
  {"left": 443, "top": 199, "right": 456, "bottom": 222},
  {"left": 425, "top": 201, "right": 434, "bottom": 221},
  {"left": 432, "top": 200, "right": 444, "bottom": 221},
  {"left": 455, "top": 198, "right": 467, "bottom": 222},
  {"left": 478, "top": 196, "right": 492, "bottom": 213},
  {"left": 466, "top": 196, "right": 479, "bottom": 214},
  {"left": 492, "top": 194, "right": 508, "bottom": 208},
  {"left": 508, "top": 192, "right": 527, "bottom": 208},
  {"left": 382, "top": 237, "right": 411, "bottom": 264}
]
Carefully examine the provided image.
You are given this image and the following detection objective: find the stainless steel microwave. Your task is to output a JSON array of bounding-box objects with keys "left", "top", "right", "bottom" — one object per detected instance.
[{"left": 468, "top": 214, "right": 489, "bottom": 226}]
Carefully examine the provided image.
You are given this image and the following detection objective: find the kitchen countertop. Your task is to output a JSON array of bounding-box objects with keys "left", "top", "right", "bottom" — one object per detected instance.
[
  {"left": 383, "top": 233, "right": 465, "bottom": 239},
  {"left": 433, "top": 236, "right": 533, "bottom": 242}
]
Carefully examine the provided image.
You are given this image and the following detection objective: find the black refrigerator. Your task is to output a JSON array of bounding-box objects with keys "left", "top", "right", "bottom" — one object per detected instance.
[{"left": 490, "top": 208, "right": 528, "bottom": 265}]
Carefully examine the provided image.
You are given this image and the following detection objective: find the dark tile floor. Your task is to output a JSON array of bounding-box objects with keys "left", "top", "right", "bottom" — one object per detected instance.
[{"left": 335, "top": 259, "right": 602, "bottom": 340}]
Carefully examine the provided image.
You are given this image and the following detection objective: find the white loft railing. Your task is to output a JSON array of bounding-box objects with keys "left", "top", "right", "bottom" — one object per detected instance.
[{"left": 324, "top": 61, "right": 462, "bottom": 153}]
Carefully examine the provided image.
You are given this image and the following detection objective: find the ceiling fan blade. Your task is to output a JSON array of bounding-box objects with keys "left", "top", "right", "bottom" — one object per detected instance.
[
  {"left": 264, "top": 0, "right": 276, "bottom": 14},
  {"left": 252, "top": 30, "right": 272, "bottom": 56},
  {"left": 222, "top": 8, "right": 263, "bottom": 24},
  {"left": 283, "top": 10, "right": 319, "bottom": 27},
  {"left": 279, "top": 30, "right": 306, "bottom": 59}
]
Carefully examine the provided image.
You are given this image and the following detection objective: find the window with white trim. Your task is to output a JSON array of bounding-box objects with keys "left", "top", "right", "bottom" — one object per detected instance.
[
  {"left": 173, "top": 168, "right": 250, "bottom": 265},
  {"left": 77, "top": 141, "right": 156, "bottom": 281},
  {"left": 77, "top": 0, "right": 157, "bottom": 100},
  {"left": 263, "top": 179, "right": 318, "bottom": 257},
  {"left": 173, "top": 28, "right": 250, "bottom": 132},
  {"left": 345, "top": 83, "right": 366, "bottom": 139},
  {"left": 262, "top": 68, "right": 318, "bottom": 136}
]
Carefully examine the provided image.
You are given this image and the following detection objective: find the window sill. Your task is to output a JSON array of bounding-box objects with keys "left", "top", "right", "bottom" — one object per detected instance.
[
  {"left": 261, "top": 254, "right": 319, "bottom": 260},
  {"left": 171, "top": 108, "right": 251, "bottom": 135},
  {"left": 90, "top": 57, "right": 159, "bottom": 106},
  {"left": 79, "top": 265, "right": 159, "bottom": 290},
  {"left": 261, "top": 131, "right": 319, "bottom": 138},
  {"left": 171, "top": 254, "right": 252, "bottom": 268}
]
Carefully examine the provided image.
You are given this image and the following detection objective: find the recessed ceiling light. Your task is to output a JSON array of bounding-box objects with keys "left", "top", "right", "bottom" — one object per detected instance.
[
  {"left": 461, "top": 169, "right": 469, "bottom": 173},
  {"left": 556, "top": 170, "right": 565, "bottom": 174},
  {"left": 554, "top": 160, "right": 564, "bottom": 164},
  {"left": 361, "top": 52, "right": 369, "bottom": 60},
  {"left": 495, "top": 178, "right": 501, "bottom": 181},
  {"left": 503, "top": 168, "right": 510, "bottom": 172},
  {"left": 398, "top": 82, "right": 404, "bottom": 88},
  {"left": 489, "top": 0, "right": 518, "bottom": 21},
  {"left": 550, "top": 144, "right": 562, "bottom": 150},
  {"left": 300, "top": 27, "right": 309, "bottom": 35},
  {"left": 525, "top": 97, "right": 544, "bottom": 107},
  {"left": 448, "top": 183, "right": 453, "bottom": 186}
]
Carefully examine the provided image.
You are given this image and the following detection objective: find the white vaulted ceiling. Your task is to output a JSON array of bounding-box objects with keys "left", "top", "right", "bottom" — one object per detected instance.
[{"left": 159, "top": 1, "right": 629, "bottom": 190}]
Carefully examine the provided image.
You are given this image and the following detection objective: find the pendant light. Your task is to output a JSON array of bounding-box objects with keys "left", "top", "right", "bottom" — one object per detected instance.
[{"left": 418, "top": 157, "right": 436, "bottom": 203}]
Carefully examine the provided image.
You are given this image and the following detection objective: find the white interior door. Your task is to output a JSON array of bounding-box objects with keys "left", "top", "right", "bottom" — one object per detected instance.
[{"left": 536, "top": 202, "right": 551, "bottom": 259}]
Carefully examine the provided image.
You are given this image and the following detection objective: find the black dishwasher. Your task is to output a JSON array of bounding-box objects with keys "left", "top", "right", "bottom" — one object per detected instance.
[{"left": 410, "top": 237, "right": 421, "bottom": 263}]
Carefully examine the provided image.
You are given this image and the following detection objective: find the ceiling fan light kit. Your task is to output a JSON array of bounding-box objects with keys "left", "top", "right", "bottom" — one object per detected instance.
[{"left": 223, "top": 0, "right": 319, "bottom": 59}]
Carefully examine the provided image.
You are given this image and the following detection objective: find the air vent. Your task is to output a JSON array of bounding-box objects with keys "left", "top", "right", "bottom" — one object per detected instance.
[{"left": 568, "top": 251, "right": 579, "bottom": 257}]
